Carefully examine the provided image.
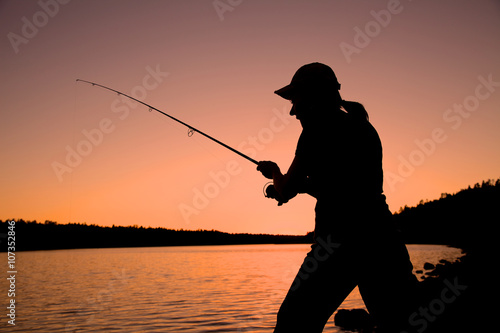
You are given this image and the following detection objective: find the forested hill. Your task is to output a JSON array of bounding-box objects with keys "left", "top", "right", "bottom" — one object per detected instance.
[
  {"left": 0, "top": 220, "right": 312, "bottom": 252},
  {"left": 394, "top": 178, "right": 499, "bottom": 248}
]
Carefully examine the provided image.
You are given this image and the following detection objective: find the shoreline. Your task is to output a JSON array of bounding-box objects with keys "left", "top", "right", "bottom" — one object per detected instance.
[{"left": 402, "top": 240, "right": 493, "bottom": 332}]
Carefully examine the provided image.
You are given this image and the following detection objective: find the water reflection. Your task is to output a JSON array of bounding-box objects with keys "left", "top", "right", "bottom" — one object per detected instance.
[{"left": 4, "top": 244, "right": 462, "bottom": 332}]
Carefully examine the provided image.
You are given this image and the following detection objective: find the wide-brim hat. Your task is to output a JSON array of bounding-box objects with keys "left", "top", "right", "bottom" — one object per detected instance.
[{"left": 274, "top": 62, "right": 341, "bottom": 100}]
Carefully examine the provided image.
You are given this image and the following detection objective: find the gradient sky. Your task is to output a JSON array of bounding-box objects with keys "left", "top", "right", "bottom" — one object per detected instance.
[{"left": 1, "top": 0, "right": 499, "bottom": 235}]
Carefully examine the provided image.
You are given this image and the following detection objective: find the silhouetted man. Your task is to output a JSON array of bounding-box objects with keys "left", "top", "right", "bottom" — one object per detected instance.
[{"left": 257, "top": 63, "right": 418, "bottom": 332}]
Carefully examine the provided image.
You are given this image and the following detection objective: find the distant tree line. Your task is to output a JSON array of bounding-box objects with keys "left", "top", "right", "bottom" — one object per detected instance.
[
  {"left": 0, "top": 220, "right": 313, "bottom": 252},
  {"left": 2, "top": 178, "right": 497, "bottom": 251}
]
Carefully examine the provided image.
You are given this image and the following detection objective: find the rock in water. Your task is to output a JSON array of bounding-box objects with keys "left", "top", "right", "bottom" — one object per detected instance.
[
  {"left": 423, "top": 262, "right": 435, "bottom": 270},
  {"left": 334, "top": 308, "right": 374, "bottom": 330}
]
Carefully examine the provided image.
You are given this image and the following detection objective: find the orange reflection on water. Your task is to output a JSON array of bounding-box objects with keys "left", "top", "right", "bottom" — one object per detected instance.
[{"left": 7, "top": 244, "right": 462, "bottom": 332}]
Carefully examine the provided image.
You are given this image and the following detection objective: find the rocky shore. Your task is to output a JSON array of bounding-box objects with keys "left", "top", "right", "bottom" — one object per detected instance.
[
  {"left": 413, "top": 243, "right": 493, "bottom": 333},
  {"left": 334, "top": 243, "right": 493, "bottom": 333}
]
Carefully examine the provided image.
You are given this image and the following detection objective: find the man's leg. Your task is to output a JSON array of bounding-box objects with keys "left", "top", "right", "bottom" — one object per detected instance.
[
  {"left": 274, "top": 240, "right": 359, "bottom": 333},
  {"left": 358, "top": 238, "right": 419, "bottom": 332}
]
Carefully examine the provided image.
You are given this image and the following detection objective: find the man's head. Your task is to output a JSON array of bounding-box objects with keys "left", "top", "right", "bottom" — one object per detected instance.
[
  {"left": 275, "top": 62, "right": 341, "bottom": 101},
  {"left": 275, "top": 63, "right": 342, "bottom": 124}
]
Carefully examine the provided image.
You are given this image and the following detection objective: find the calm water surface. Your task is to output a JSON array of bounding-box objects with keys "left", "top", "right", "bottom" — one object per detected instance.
[{"left": 4, "top": 244, "right": 463, "bottom": 332}]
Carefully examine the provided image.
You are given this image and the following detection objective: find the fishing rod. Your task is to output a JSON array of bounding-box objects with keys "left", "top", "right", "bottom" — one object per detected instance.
[
  {"left": 75, "top": 79, "right": 258, "bottom": 165},
  {"left": 76, "top": 79, "right": 286, "bottom": 205}
]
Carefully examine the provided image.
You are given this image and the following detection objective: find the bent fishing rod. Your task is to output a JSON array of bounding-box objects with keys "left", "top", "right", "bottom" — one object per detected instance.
[
  {"left": 75, "top": 79, "right": 258, "bottom": 165},
  {"left": 76, "top": 79, "right": 286, "bottom": 204}
]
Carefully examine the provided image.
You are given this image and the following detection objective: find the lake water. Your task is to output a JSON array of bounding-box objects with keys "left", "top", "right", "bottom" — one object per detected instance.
[{"left": 3, "top": 244, "right": 463, "bottom": 332}]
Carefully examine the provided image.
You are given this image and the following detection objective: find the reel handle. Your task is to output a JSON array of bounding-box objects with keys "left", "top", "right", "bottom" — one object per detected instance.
[{"left": 263, "top": 182, "right": 287, "bottom": 206}]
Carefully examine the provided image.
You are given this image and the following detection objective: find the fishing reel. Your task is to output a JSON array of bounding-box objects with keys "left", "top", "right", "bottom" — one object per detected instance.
[{"left": 263, "top": 182, "right": 288, "bottom": 206}]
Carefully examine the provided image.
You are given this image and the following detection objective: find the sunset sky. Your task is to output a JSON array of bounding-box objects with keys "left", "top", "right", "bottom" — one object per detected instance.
[{"left": 1, "top": 0, "right": 499, "bottom": 235}]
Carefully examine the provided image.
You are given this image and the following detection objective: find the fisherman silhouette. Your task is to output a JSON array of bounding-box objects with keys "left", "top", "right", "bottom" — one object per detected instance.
[{"left": 257, "top": 63, "right": 419, "bottom": 333}]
